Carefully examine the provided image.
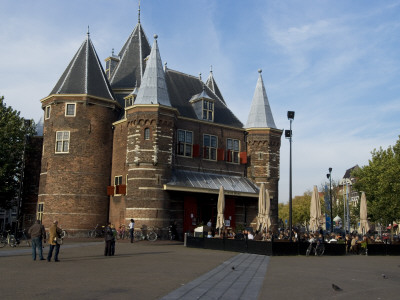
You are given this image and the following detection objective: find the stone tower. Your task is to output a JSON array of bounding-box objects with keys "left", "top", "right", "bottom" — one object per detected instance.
[
  {"left": 245, "top": 70, "right": 282, "bottom": 231},
  {"left": 38, "top": 33, "right": 120, "bottom": 232}
]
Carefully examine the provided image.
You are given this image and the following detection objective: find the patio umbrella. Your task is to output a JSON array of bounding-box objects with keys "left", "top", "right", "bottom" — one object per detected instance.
[
  {"left": 256, "top": 183, "right": 266, "bottom": 231},
  {"left": 216, "top": 186, "right": 225, "bottom": 234},
  {"left": 264, "top": 188, "right": 272, "bottom": 232},
  {"left": 358, "top": 192, "right": 370, "bottom": 234},
  {"left": 309, "top": 185, "right": 321, "bottom": 232}
]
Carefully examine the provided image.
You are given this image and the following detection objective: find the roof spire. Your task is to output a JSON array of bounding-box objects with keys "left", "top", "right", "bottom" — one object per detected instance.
[
  {"left": 138, "top": 0, "right": 141, "bottom": 23},
  {"left": 134, "top": 34, "right": 171, "bottom": 106},
  {"left": 87, "top": 25, "right": 90, "bottom": 37},
  {"left": 245, "top": 69, "right": 276, "bottom": 129}
]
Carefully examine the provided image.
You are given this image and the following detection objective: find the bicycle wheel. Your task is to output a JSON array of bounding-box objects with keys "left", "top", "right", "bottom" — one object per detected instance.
[
  {"left": 306, "top": 245, "right": 312, "bottom": 256},
  {"left": 134, "top": 231, "right": 143, "bottom": 241},
  {"left": 147, "top": 231, "right": 157, "bottom": 242},
  {"left": 316, "top": 245, "right": 325, "bottom": 256},
  {"left": 10, "top": 236, "right": 17, "bottom": 247},
  {"left": 0, "top": 235, "right": 6, "bottom": 248}
]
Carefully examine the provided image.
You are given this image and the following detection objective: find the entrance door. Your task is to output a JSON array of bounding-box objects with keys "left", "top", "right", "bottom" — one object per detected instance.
[
  {"left": 225, "top": 198, "right": 236, "bottom": 229},
  {"left": 183, "top": 196, "right": 197, "bottom": 233}
]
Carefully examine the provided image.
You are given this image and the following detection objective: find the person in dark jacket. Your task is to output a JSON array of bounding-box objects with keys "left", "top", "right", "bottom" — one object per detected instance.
[
  {"left": 28, "top": 220, "right": 46, "bottom": 261},
  {"left": 104, "top": 222, "right": 114, "bottom": 256}
]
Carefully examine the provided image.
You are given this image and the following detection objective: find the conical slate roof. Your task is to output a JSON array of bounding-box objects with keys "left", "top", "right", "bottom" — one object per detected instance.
[
  {"left": 109, "top": 23, "right": 151, "bottom": 89},
  {"left": 205, "top": 70, "right": 225, "bottom": 104},
  {"left": 50, "top": 33, "right": 114, "bottom": 101},
  {"left": 135, "top": 35, "right": 171, "bottom": 106},
  {"left": 246, "top": 70, "right": 276, "bottom": 129}
]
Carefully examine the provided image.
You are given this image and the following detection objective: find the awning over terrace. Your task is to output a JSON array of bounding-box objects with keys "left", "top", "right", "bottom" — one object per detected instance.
[{"left": 164, "top": 169, "right": 259, "bottom": 198}]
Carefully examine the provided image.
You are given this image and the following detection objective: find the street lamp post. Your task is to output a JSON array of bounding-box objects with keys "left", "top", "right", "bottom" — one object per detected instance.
[
  {"left": 285, "top": 111, "right": 295, "bottom": 241},
  {"left": 326, "top": 167, "right": 332, "bottom": 233}
]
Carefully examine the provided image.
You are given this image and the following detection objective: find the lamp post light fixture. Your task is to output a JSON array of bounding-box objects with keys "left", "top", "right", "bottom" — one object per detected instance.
[
  {"left": 326, "top": 167, "right": 332, "bottom": 233},
  {"left": 285, "top": 111, "right": 295, "bottom": 241}
]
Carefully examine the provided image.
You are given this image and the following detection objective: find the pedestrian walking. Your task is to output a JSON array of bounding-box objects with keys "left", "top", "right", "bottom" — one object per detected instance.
[
  {"left": 47, "top": 220, "right": 62, "bottom": 262},
  {"left": 129, "top": 219, "right": 135, "bottom": 243},
  {"left": 104, "top": 222, "right": 114, "bottom": 256},
  {"left": 28, "top": 220, "right": 46, "bottom": 261}
]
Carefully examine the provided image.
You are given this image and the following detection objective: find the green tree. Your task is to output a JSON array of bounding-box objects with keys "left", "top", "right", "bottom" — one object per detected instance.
[
  {"left": 353, "top": 137, "right": 400, "bottom": 232},
  {"left": 279, "top": 191, "right": 313, "bottom": 228},
  {"left": 0, "top": 96, "right": 35, "bottom": 209}
]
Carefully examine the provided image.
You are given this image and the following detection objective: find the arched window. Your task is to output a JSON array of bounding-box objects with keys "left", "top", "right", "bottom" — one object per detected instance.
[{"left": 144, "top": 128, "right": 150, "bottom": 140}]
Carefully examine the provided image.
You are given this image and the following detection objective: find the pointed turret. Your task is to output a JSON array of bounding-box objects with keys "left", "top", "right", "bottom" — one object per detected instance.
[
  {"left": 135, "top": 35, "right": 171, "bottom": 106},
  {"left": 109, "top": 22, "right": 151, "bottom": 89},
  {"left": 50, "top": 32, "right": 115, "bottom": 101},
  {"left": 246, "top": 69, "right": 276, "bottom": 129},
  {"left": 205, "top": 67, "right": 226, "bottom": 104}
]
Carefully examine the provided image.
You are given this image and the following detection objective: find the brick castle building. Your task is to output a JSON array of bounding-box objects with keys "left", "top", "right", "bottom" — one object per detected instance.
[{"left": 35, "top": 14, "right": 282, "bottom": 236}]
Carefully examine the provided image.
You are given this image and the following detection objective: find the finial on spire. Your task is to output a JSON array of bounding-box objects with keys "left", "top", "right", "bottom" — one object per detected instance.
[
  {"left": 258, "top": 69, "right": 262, "bottom": 74},
  {"left": 154, "top": 34, "right": 158, "bottom": 40},
  {"left": 138, "top": 0, "right": 141, "bottom": 23},
  {"left": 87, "top": 25, "right": 90, "bottom": 37},
  {"left": 210, "top": 65, "right": 213, "bottom": 73},
  {"left": 112, "top": 48, "right": 114, "bottom": 56},
  {"left": 164, "top": 62, "right": 167, "bottom": 72},
  {"left": 199, "top": 73, "right": 202, "bottom": 81}
]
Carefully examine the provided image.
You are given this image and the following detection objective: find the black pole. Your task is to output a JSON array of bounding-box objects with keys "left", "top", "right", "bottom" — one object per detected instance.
[
  {"left": 329, "top": 168, "right": 332, "bottom": 233},
  {"left": 286, "top": 111, "right": 295, "bottom": 241}
]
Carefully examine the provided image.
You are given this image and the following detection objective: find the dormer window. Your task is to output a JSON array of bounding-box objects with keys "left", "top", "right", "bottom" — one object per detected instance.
[{"left": 203, "top": 100, "right": 214, "bottom": 121}]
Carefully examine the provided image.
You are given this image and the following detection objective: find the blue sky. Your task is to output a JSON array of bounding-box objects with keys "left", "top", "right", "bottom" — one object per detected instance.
[{"left": 1, "top": 0, "right": 399, "bottom": 203}]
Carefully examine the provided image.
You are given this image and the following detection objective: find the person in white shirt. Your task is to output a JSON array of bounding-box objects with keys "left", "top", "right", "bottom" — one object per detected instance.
[
  {"left": 247, "top": 231, "right": 254, "bottom": 240},
  {"left": 128, "top": 219, "right": 135, "bottom": 243}
]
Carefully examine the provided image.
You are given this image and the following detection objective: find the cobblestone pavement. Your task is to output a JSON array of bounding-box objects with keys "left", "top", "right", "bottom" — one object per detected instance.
[{"left": 0, "top": 239, "right": 399, "bottom": 300}]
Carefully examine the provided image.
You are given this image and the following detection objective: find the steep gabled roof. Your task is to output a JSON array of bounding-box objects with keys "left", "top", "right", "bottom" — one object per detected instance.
[
  {"left": 109, "top": 23, "right": 151, "bottom": 89},
  {"left": 246, "top": 70, "right": 276, "bottom": 129},
  {"left": 205, "top": 70, "right": 226, "bottom": 104},
  {"left": 50, "top": 33, "right": 115, "bottom": 101},
  {"left": 165, "top": 69, "right": 243, "bottom": 128},
  {"left": 135, "top": 35, "right": 171, "bottom": 106}
]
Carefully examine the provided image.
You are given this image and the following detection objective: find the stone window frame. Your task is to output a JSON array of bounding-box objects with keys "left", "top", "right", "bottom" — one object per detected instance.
[
  {"left": 55, "top": 131, "right": 70, "bottom": 153},
  {"left": 65, "top": 103, "right": 76, "bottom": 117},
  {"left": 203, "top": 134, "right": 217, "bottom": 161},
  {"left": 144, "top": 128, "right": 150, "bottom": 140},
  {"left": 45, "top": 105, "right": 51, "bottom": 120},
  {"left": 177, "top": 129, "right": 193, "bottom": 158},
  {"left": 202, "top": 100, "right": 214, "bottom": 121},
  {"left": 226, "top": 138, "right": 240, "bottom": 164}
]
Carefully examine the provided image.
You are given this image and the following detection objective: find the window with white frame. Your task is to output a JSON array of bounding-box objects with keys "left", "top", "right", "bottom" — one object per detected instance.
[
  {"left": 144, "top": 128, "right": 150, "bottom": 140},
  {"left": 45, "top": 106, "right": 51, "bottom": 119},
  {"left": 37, "top": 203, "right": 44, "bottom": 222},
  {"left": 65, "top": 103, "right": 76, "bottom": 116},
  {"left": 227, "top": 138, "right": 239, "bottom": 163},
  {"left": 203, "top": 134, "right": 217, "bottom": 160},
  {"left": 202, "top": 100, "right": 214, "bottom": 121},
  {"left": 177, "top": 129, "right": 193, "bottom": 157},
  {"left": 55, "top": 131, "right": 70, "bottom": 153}
]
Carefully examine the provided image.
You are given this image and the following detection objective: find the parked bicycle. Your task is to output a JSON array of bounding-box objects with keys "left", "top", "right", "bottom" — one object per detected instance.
[
  {"left": 116, "top": 225, "right": 129, "bottom": 240},
  {"left": 134, "top": 226, "right": 157, "bottom": 242},
  {"left": 16, "top": 229, "right": 31, "bottom": 247},
  {"left": 0, "top": 230, "right": 18, "bottom": 248},
  {"left": 306, "top": 241, "right": 325, "bottom": 256},
  {"left": 88, "top": 224, "right": 105, "bottom": 238}
]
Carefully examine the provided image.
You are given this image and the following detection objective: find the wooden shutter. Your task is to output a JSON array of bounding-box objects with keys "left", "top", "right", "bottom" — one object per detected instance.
[
  {"left": 226, "top": 150, "right": 232, "bottom": 162},
  {"left": 193, "top": 144, "right": 200, "bottom": 157},
  {"left": 240, "top": 152, "right": 247, "bottom": 164},
  {"left": 217, "top": 148, "right": 225, "bottom": 161},
  {"left": 107, "top": 186, "right": 114, "bottom": 196}
]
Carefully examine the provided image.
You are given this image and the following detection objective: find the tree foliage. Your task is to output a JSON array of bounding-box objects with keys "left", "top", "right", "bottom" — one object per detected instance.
[
  {"left": 278, "top": 191, "right": 313, "bottom": 228},
  {"left": 353, "top": 137, "right": 400, "bottom": 227},
  {"left": 0, "top": 96, "right": 35, "bottom": 209}
]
